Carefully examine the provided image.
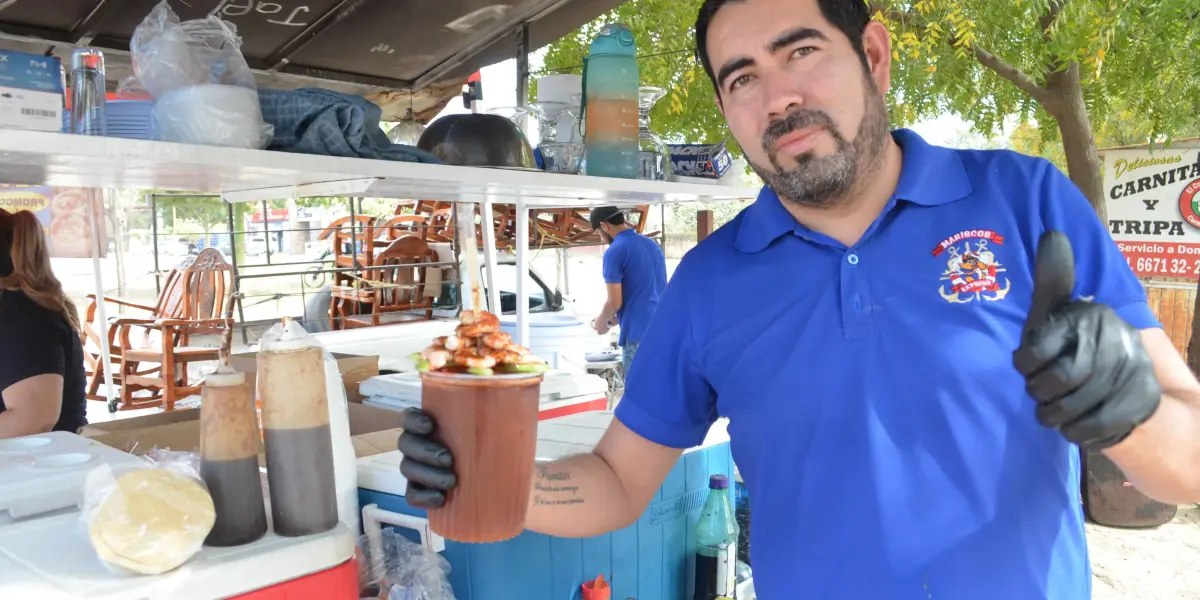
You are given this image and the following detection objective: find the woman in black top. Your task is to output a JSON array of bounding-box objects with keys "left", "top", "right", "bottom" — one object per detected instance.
[{"left": 0, "top": 208, "right": 87, "bottom": 437}]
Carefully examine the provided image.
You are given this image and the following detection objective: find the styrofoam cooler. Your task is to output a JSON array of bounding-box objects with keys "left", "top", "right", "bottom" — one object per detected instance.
[
  {"left": 0, "top": 513, "right": 358, "bottom": 599},
  {"left": 499, "top": 314, "right": 590, "bottom": 370},
  {"left": 357, "top": 411, "right": 734, "bottom": 600},
  {"left": 0, "top": 432, "right": 146, "bottom": 525}
]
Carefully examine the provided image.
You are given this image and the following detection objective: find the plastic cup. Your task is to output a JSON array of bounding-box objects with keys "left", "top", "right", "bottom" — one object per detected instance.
[{"left": 420, "top": 371, "right": 543, "bottom": 543}]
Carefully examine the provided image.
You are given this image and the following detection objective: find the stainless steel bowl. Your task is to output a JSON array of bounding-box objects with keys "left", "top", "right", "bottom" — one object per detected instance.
[{"left": 417, "top": 113, "right": 537, "bottom": 169}]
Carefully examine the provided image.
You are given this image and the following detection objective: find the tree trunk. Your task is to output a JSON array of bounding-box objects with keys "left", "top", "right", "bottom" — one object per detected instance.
[{"left": 1044, "top": 63, "right": 1107, "bottom": 223}]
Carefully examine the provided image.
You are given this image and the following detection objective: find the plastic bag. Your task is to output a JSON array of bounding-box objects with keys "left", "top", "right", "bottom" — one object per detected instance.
[
  {"left": 80, "top": 449, "right": 216, "bottom": 576},
  {"left": 127, "top": 1, "right": 272, "bottom": 148},
  {"left": 258, "top": 318, "right": 358, "bottom": 532},
  {"left": 357, "top": 529, "right": 456, "bottom": 600}
]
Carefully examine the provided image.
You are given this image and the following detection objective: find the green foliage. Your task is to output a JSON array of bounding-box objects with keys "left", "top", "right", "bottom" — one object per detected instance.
[
  {"left": 878, "top": 0, "right": 1200, "bottom": 146},
  {"left": 155, "top": 195, "right": 227, "bottom": 234},
  {"left": 539, "top": 0, "right": 1200, "bottom": 164}
]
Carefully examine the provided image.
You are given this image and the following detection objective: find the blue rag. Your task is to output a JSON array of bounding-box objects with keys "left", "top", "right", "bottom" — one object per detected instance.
[{"left": 258, "top": 88, "right": 441, "bottom": 163}]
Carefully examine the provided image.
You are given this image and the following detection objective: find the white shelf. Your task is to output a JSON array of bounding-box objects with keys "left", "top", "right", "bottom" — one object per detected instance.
[{"left": 0, "top": 130, "right": 758, "bottom": 207}]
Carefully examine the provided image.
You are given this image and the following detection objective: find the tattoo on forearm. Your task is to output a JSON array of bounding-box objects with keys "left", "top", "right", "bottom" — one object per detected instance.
[{"left": 533, "top": 465, "right": 585, "bottom": 505}]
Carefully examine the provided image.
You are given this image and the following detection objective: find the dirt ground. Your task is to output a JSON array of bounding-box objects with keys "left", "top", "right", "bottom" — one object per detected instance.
[{"left": 1089, "top": 504, "right": 1200, "bottom": 599}]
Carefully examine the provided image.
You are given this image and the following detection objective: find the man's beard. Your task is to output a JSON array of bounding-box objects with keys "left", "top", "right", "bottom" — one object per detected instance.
[{"left": 750, "top": 76, "right": 890, "bottom": 209}]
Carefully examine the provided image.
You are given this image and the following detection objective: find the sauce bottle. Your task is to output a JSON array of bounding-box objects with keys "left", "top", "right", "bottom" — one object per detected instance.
[
  {"left": 694, "top": 475, "right": 739, "bottom": 600},
  {"left": 199, "top": 356, "right": 267, "bottom": 547},
  {"left": 582, "top": 23, "right": 639, "bottom": 179}
]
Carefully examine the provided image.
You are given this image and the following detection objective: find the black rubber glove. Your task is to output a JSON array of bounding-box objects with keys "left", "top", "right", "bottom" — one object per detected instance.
[
  {"left": 397, "top": 409, "right": 458, "bottom": 508},
  {"left": 1013, "top": 231, "right": 1162, "bottom": 449}
]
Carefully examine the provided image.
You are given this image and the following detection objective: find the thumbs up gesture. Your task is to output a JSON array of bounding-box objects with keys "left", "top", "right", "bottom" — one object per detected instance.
[{"left": 1013, "top": 231, "right": 1162, "bottom": 449}]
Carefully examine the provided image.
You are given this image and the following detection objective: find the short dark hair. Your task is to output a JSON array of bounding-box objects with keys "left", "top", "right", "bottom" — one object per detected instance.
[
  {"left": 694, "top": 0, "right": 872, "bottom": 92},
  {"left": 588, "top": 206, "right": 626, "bottom": 229}
]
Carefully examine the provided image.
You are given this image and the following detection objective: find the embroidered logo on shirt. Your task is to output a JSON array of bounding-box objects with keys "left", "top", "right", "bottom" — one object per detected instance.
[{"left": 933, "top": 229, "right": 1011, "bottom": 304}]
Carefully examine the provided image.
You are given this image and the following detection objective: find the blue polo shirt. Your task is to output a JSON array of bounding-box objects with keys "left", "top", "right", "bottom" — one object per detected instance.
[
  {"left": 615, "top": 129, "right": 1159, "bottom": 599},
  {"left": 602, "top": 229, "right": 667, "bottom": 346}
]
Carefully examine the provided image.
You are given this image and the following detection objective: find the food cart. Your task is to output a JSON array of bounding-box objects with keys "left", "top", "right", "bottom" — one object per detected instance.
[{"left": 0, "top": 2, "right": 757, "bottom": 597}]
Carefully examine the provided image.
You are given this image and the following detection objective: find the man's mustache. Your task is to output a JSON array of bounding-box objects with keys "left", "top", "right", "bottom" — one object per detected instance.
[{"left": 762, "top": 109, "right": 842, "bottom": 157}]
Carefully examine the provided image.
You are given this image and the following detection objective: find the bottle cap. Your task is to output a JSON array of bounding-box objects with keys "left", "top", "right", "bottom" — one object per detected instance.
[
  {"left": 71, "top": 48, "right": 105, "bottom": 73},
  {"left": 709, "top": 474, "right": 729, "bottom": 490}
]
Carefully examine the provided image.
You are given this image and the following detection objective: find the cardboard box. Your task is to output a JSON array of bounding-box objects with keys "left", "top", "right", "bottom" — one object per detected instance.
[
  {"left": 0, "top": 49, "right": 64, "bottom": 132},
  {"left": 85, "top": 403, "right": 404, "bottom": 460},
  {"left": 230, "top": 351, "right": 379, "bottom": 404}
]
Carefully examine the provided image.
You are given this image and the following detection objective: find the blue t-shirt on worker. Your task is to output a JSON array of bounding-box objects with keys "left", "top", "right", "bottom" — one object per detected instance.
[
  {"left": 615, "top": 129, "right": 1159, "bottom": 600},
  {"left": 602, "top": 228, "right": 667, "bottom": 347}
]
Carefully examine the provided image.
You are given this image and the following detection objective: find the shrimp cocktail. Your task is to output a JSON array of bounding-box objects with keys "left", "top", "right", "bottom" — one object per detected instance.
[{"left": 410, "top": 309, "right": 549, "bottom": 543}]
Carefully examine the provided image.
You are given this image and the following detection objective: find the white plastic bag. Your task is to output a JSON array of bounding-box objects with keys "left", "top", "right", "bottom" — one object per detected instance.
[
  {"left": 81, "top": 449, "right": 215, "bottom": 576},
  {"left": 357, "top": 529, "right": 456, "bottom": 600},
  {"left": 125, "top": 1, "right": 272, "bottom": 148}
]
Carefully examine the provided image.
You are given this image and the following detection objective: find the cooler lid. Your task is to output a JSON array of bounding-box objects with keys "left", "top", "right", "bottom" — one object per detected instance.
[
  {"left": 0, "top": 432, "right": 146, "bottom": 524},
  {"left": 0, "top": 514, "right": 355, "bottom": 600},
  {"left": 359, "top": 370, "right": 608, "bottom": 402}
]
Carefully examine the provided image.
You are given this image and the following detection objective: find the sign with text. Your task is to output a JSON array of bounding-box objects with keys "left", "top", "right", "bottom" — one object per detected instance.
[
  {"left": 1103, "top": 147, "right": 1200, "bottom": 278},
  {"left": 0, "top": 185, "right": 106, "bottom": 258}
]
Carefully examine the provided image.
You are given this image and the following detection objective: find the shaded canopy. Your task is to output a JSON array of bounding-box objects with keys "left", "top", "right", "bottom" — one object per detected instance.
[{"left": 0, "top": 0, "right": 625, "bottom": 121}]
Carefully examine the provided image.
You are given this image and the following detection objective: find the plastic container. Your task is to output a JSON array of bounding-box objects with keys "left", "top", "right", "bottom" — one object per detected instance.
[
  {"left": 199, "top": 364, "right": 268, "bottom": 547},
  {"left": 420, "top": 370, "right": 543, "bottom": 543},
  {"left": 695, "top": 475, "right": 739, "bottom": 600},
  {"left": 258, "top": 328, "right": 339, "bottom": 538},
  {"left": 499, "top": 313, "right": 590, "bottom": 369},
  {"left": 582, "top": 23, "right": 639, "bottom": 179}
]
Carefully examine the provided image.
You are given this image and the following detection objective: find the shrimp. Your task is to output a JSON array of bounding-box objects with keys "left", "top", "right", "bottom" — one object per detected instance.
[
  {"left": 480, "top": 332, "right": 513, "bottom": 350},
  {"left": 453, "top": 348, "right": 497, "bottom": 370},
  {"left": 421, "top": 347, "right": 451, "bottom": 370},
  {"left": 433, "top": 335, "right": 467, "bottom": 351},
  {"left": 457, "top": 309, "right": 501, "bottom": 337}
]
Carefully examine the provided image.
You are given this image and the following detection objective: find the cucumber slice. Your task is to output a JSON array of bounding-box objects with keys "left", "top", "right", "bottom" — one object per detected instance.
[
  {"left": 408, "top": 352, "right": 424, "bottom": 361},
  {"left": 504, "top": 363, "right": 550, "bottom": 373},
  {"left": 415, "top": 359, "right": 431, "bottom": 372},
  {"left": 467, "top": 367, "right": 494, "bottom": 376}
]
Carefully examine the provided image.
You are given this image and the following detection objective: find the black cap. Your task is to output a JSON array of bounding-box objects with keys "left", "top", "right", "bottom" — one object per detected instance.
[{"left": 588, "top": 206, "right": 622, "bottom": 230}]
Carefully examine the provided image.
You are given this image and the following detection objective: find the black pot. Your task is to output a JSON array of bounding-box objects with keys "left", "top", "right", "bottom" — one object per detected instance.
[{"left": 417, "top": 113, "right": 536, "bottom": 168}]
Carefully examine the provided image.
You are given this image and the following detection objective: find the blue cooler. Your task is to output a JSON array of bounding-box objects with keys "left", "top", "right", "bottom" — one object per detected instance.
[{"left": 357, "top": 410, "right": 733, "bottom": 600}]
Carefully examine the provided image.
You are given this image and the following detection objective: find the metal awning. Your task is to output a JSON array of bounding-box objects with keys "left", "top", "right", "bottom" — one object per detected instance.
[{"left": 0, "top": 0, "right": 620, "bottom": 120}]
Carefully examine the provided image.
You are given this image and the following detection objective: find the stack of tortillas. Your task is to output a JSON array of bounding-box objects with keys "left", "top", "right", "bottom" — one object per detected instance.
[{"left": 88, "top": 469, "right": 216, "bottom": 575}]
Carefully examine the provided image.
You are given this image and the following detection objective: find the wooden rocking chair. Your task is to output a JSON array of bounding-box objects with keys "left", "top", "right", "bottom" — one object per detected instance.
[{"left": 329, "top": 235, "right": 437, "bottom": 329}]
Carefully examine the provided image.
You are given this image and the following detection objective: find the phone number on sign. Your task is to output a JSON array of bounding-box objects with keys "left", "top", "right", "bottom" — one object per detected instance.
[{"left": 1123, "top": 255, "right": 1200, "bottom": 277}]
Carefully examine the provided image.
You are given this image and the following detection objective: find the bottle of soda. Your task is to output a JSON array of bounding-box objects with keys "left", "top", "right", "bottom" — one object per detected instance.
[{"left": 694, "top": 474, "right": 739, "bottom": 600}]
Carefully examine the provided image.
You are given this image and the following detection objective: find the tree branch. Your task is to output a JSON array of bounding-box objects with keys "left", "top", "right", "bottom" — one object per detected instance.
[
  {"left": 869, "top": 2, "right": 1055, "bottom": 106},
  {"left": 971, "top": 45, "right": 1053, "bottom": 104}
]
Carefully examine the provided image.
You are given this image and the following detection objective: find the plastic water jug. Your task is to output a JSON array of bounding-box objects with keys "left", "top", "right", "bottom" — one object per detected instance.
[{"left": 582, "top": 24, "right": 639, "bottom": 178}]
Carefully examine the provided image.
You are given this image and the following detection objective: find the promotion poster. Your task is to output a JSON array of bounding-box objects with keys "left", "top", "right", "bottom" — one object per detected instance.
[
  {"left": 1102, "top": 146, "right": 1200, "bottom": 279},
  {"left": 0, "top": 185, "right": 106, "bottom": 258}
]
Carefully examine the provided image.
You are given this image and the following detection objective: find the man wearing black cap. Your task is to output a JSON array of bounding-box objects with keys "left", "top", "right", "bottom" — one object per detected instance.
[{"left": 588, "top": 206, "right": 667, "bottom": 375}]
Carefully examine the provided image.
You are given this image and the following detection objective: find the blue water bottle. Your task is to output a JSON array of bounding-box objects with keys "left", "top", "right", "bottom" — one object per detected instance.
[{"left": 582, "top": 24, "right": 639, "bottom": 179}]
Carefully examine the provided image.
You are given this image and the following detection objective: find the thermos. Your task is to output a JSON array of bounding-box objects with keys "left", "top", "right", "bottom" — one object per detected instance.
[
  {"left": 582, "top": 24, "right": 639, "bottom": 179},
  {"left": 69, "top": 48, "right": 107, "bottom": 136}
]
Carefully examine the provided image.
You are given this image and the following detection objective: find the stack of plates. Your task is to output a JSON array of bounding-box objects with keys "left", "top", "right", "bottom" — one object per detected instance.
[{"left": 62, "top": 99, "right": 154, "bottom": 140}]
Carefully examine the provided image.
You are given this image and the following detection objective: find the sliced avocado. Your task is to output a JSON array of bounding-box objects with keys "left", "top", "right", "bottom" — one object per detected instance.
[
  {"left": 415, "top": 359, "right": 431, "bottom": 372},
  {"left": 467, "top": 366, "right": 494, "bottom": 376}
]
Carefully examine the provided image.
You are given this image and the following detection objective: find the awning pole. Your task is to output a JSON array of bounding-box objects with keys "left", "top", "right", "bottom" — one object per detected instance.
[
  {"left": 515, "top": 199, "right": 530, "bottom": 348},
  {"left": 88, "top": 189, "right": 117, "bottom": 413},
  {"left": 516, "top": 22, "right": 530, "bottom": 107}
]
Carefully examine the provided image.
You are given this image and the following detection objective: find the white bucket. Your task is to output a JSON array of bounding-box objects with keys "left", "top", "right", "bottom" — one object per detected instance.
[{"left": 500, "top": 314, "right": 589, "bottom": 371}]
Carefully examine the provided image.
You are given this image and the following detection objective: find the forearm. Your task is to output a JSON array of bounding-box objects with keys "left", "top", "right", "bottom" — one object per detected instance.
[
  {"left": 595, "top": 302, "right": 619, "bottom": 326},
  {"left": 525, "top": 453, "right": 643, "bottom": 538},
  {"left": 1104, "top": 392, "right": 1200, "bottom": 504},
  {"left": 0, "top": 408, "right": 53, "bottom": 439}
]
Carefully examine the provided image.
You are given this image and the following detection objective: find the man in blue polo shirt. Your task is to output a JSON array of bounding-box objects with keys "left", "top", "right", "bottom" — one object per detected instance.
[
  {"left": 398, "top": 0, "right": 1200, "bottom": 597},
  {"left": 589, "top": 206, "right": 667, "bottom": 373}
]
